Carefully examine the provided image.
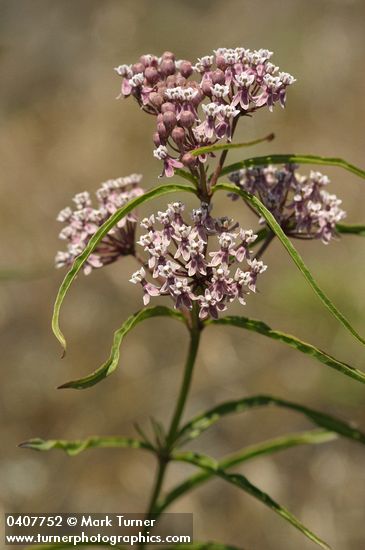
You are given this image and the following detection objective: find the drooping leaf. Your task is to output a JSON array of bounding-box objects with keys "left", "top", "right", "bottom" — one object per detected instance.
[
  {"left": 158, "top": 430, "right": 336, "bottom": 513},
  {"left": 19, "top": 436, "right": 153, "bottom": 456},
  {"left": 172, "top": 451, "right": 331, "bottom": 549},
  {"left": 177, "top": 394, "right": 365, "bottom": 445},
  {"left": 214, "top": 183, "right": 365, "bottom": 345},
  {"left": 58, "top": 306, "right": 185, "bottom": 389},
  {"left": 206, "top": 315, "right": 365, "bottom": 384},
  {"left": 220, "top": 153, "right": 365, "bottom": 181},
  {"left": 336, "top": 223, "right": 365, "bottom": 236},
  {"left": 191, "top": 133, "right": 274, "bottom": 157},
  {"left": 52, "top": 183, "right": 196, "bottom": 352}
]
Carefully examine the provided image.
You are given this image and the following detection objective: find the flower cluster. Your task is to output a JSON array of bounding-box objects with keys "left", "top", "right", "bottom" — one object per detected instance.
[
  {"left": 114, "top": 48, "right": 295, "bottom": 177},
  {"left": 55, "top": 175, "right": 144, "bottom": 274},
  {"left": 130, "top": 202, "right": 267, "bottom": 320},
  {"left": 229, "top": 165, "right": 346, "bottom": 243}
]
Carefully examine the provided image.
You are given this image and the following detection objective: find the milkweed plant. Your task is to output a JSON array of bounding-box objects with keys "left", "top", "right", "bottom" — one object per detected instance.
[{"left": 22, "top": 47, "right": 365, "bottom": 550}]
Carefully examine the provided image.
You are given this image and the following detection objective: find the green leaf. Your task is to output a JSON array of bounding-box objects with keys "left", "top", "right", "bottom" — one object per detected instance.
[
  {"left": 158, "top": 430, "right": 336, "bottom": 513},
  {"left": 337, "top": 223, "right": 365, "bottom": 236},
  {"left": 206, "top": 315, "right": 365, "bottom": 384},
  {"left": 174, "top": 168, "right": 198, "bottom": 185},
  {"left": 58, "top": 306, "right": 185, "bottom": 389},
  {"left": 191, "top": 133, "right": 275, "bottom": 157},
  {"left": 172, "top": 451, "right": 331, "bottom": 549},
  {"left": 19, "top": 436, "right": 153, "bottom": 456},
  {"left": 178, "top": 394, "right": 365, "bottom": 445},
  {"left": 220, "top": 153, "right": 365, "bottom": 180},
  {"left": 214, "top": 183, "right": 365, "bottom": 345},
  {"left": 52, "top": 183, "right": 196, "bottom": 352}
]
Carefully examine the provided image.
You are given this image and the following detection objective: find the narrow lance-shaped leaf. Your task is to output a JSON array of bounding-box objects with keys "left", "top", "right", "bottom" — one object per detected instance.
[
  {"left": 172, "top": 451, "right": 331, "bottom": 550},
  {"left": 191, "top": 133, "right": 274, "bottom": 157},
  {"left": 214, "top": 183, "right": 365, "bottom": 345},
  {"left": 58, "top": 306, "right": 185, "bottom": 389},
  {"left": 174, "top": 168, "right": 198, "bottom": 185},
  {"left": 19, "top": 436, "right": 153, "bottom": 456},
  {"left": 158, "top": 430, "right": 336, "bottom": 514},
  {"left": 336, "top": 223, "right": 365, "bottom": 236},
  {"left": 206, "top": 315, "right": 365, "bottom": 384},
  {"left": 178, "top": 394, "right": 365, "bottom": 445},
  {"left": 219, "top": 153, "right": 365, "bottom": 181},
  {"left": 52, "top": 183, "right": 196, "bottom": 352},
  {"left": 250, "top": 224, "right": 365, "bottom": 241}
]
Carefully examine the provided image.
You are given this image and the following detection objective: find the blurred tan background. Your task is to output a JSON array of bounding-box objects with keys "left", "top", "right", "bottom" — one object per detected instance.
[{"left": 1, "top": 0, "right": 365, "bottom": 548}]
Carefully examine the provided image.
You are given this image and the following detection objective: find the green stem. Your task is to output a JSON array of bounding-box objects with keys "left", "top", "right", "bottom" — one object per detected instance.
[
  {"left": 140, "top": 306, "right": 201, "bottom": 549},
  {"left": 166, "top": 306, "right": 201, "bottom": 444}
]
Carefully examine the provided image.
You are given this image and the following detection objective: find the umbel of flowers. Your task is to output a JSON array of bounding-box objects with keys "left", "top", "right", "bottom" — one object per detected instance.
[
  {"left": 130, "top": 202, "right": 267, "bottom": 319},
  {"left": 56, "top": 174, "right": 144, "bottom": 274},
  {"left": 114, "top": 48, "right": 296, "bottom": 177},
  {"left": 229, "top": 164, "right": 346, "bottom": 243}
]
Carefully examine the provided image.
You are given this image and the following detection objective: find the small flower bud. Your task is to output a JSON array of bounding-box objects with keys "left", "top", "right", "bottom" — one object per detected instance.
[
  {"left": 153, "top": 132, "right": 161, "bottom": 147},
  {"left": 145, "top": 66, "right": 159, "bottom": 85},
  {"left": 216, "top": 55, "right": 226, "bottom": 70},
  {"left": 191, "top": 89, "right": 204, "bottom": 106},
  {"left": 157, "top": 113, "right": 164, "bottom": 124},
  {"left": 181, "top": 152, "right": 196, "bottom": 168},
  {"left": 201, "top": 80, "right": 213, "bottom": 97},
  {"left": 160, "top": 59, "right": 176, "bottom": 77},
  {"left": 171, "top": 127, "right": 186, "bottom": 145},
  {"left": 162, "top": 111, "right": 177, "bottom": 131},
  {"left": 179, "top": 60, "right": 193, "bottom": 78},
  {"left": 132, "top": 62, "right": 145, "bottom": 74},
  {"left": 162, "top": 51, "right": 175, "bottom": 60},
  {"left": 179, "top": 111, "right": 195, "bottom": 129},
  {"left": 140, "top": 54, "right": 157, "bottom": 67},
  {"left": 161, "top": 102, "right": 176, "bottom": 114},
  {"left": 175, "top": 76, "right": 187, "bottom": 86},
  {"left": 157, "top": 122, "right": 168, "bottom": 140},
  {"left": 149, "top": 92, "right": 164, "bottom": 109},
  {"left": 212, "top": 69, "right": 225, "bottom": 84},
  {"left": 166, "top": 75, "right": 177, "bottom": 87}
]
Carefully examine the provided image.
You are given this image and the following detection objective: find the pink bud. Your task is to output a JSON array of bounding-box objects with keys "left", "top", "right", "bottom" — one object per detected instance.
[
  {"left": 201, "top": 80, "right": 213, "bottom": 97},
  {"left": 160, "top": 59, "right": 175, "bottom": 77},
  {"left": 166, "top": 75, "right": 177, "bottom": 87},
  {"left": 132, "top": 62, "right": 145, "bottom": 74},
  {"left": 161, "top": 102, "right": 176, "bottom": 114},
  {"left": 192, "top": 89, "right": 204, "bottom": 106},
  {"left": 145, "top": 67, "right": 159, "bottom": 85},
  {"left": 212, "top": 69, "right": 225, "bottom": 84},
  {"left": 181, "top": 153, "right": 196, "bottom": 168},
  {"left": 180, "top": 61, "right": 193, "bottom": 78},
  {"left": 171, "top": 127, "right": 185, "bottom": 145},
  {"left": 216, "top": 55, "right": 226, "bottom": 70},
  {"left": 162, "top": 51, "right": 175, "bottom": 60},
  {"left": 157, "top": 122, "right": 168, "bottom": 140},
  {"left": 153, "top": 132, "right": 161, "bottom": 147},
  {"left": 180, "top": 111, "right": 195, "bottom": 129},
  {"left": 162, "top": 111, "right": 177, "bottom": 131},
  {"left": 149, "top": 92, "right": 164, "bottom": 109},
  {"left": 175, "top": 76, "right": 187, "bottom": 87}
]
